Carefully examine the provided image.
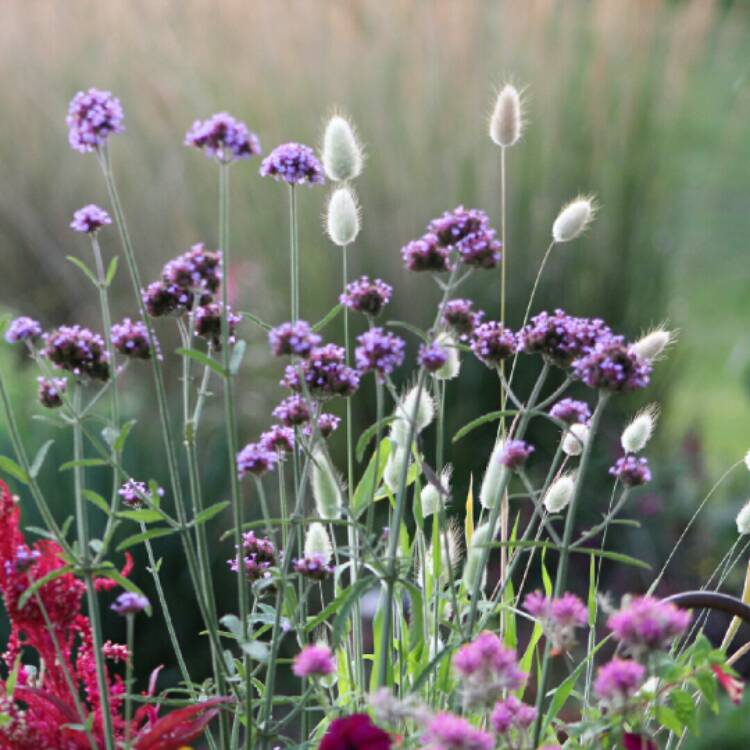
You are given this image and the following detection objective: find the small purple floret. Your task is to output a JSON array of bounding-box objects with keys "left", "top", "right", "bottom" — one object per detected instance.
[
  {"left": 237, "top": 442, "right": 278, "bottom": 478},
  {"left": 418, "top": 342, "right": 448, "bottom": 373},
  {"left": 192, "top": 303, "right": 241, "bottom": 350},
  {"left": 37, "top": 376, "right": 67, "bottom": 409},
  {"left": 573, "top": 336, "right": 652, "bottom": 392},
  {"left": 443, "top": 299, "right": 484, "bottom": 340},
  {"left": 111, "top": 592, "right": 150, "bottom": 616},
  {"left": 282, "top": 344, "right": 360, "bottom": 399},
  {"left": 422, "top": 712, "right": 494, "bottom": 750},
  {"left": 499, "top": 440, "right": 534, "bottom": 471},
  {"left": 111, "top": 318, "right": 153, "bottom": 359},
  {"left": 5, "top": 317, "right": 43, "bottom": 345},
  {"left": 272, "top": 395, "right": 312, "bottom": 426},
  {"left": 260, "top": 424, "right": 295, "bottom": 454},
  {"left": 594, "top": 658, "right": 646, "bottom": 704},
  {"left": 355, "top": 328, "right": 406, "bottom": 379},
  {"left": 268, "top": 320, "right": 321, "bottom": 358},
  {"left": 293, "top": 553, "right": 335, "bottom": 581},
  {"left": 401, "top": 233, "right": 451, "bottom": 273},
  {"left": 43, "top": 325, "right": 109, "bottom": 381},
  {"left": 609, "top": 455, "right": 652, "bottom": 486},
  {"left": 471, "top": 321, "right": 516, "bottom": 367},
  {"left": 70, "top": 204, "right": 112, "bottom": 234},
  {"left": 550, "top": 398, "right": 591, "bottom": 425}
]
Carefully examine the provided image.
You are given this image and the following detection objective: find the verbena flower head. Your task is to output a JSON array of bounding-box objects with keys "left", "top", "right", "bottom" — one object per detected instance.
[
  {"left": 609, "top": 455, "right": 652, "bottom": 487},
  {"left": 573, "top": 336, "right": 652, "bottom": 392},
  {"left": 66, "top": 88, "right": 124, "bottom": 152},
  {"left": 499, "top": 439, "right": 534, "bottom": 471},
  {"left": 236, "top": 442, "right": 278, "bottom": 478},
  {"left": 519, "top": 309, "right": 611, "bottom": 368},
  {"left": 229, "top": 531, "right": 276, "bottom": 581},
  {"left": 162, "top": 243, "right": 222, "bottom": 297},
  {"left": 260, "top": 424, "right": 295, "bottom": 454},
  {"left": 282, "top": 343, "right": 360, "bottom": 399},
  {"left": 428, "top": 206, "right": 501, "bottom": 269},
  {"left": 304, "top": 412, "right": 342, "bottom": 439},
  {"left": 401, "top": 233, "right": 451, "bottom": 273},
  {"left": 192, "top": 303, "right": 241, "bottom": 350},
  {"left": 37, "top": 376, "right": 67, "bottom": 409},
  {"left": 268, "top": 320, "right": 322, "bottom": 358},
  {"left": 607, "top": 595, "right": 691, "bottom": 656},
  {"left": 319, "top": 714, "right": 392, "bottom": 750},
  {"left": 455, "top": 229, "right": 502, "bottom": 269},
  {"left": 550, "top": 398, "right": 591, "bottom": 426},
  {"left": 422, "top": 712, "right": 494, "bottom": 750},
  {"left": 292, "top": 644, "right": 336, "bottom": 678},
  {"left": 340, "top": 276, "right": 392, "bottom": 317},
  {"left": 355, "top": 328, "right": 406, "bottom": 379},
  {"left": 111, "top": 318, "right": 153, "bottom": 359},
  {"left": 293, "top": 553, "right": 335, "bottom": 580},
  {"left": 418, "top": 342, "right": 448, "bottom": 373},
  {"left": 70, "top": 204, "right": 112, "bottom": 234},
  {"left": 5, "top": 316, "right": 43, "bottom": 344},
  {"left": 272, "top": 394, "right": 312, "bottom": 426},
  {"left": 260, "top": 142, "right": 325, "bottom": 185},
  {"left": 523, "top": 591, "right": 588, "bottom": 653},
  {"left": 118, "top": 478, "right": 164, "bottom": 509},
  {"left": 184, "top": 112, "right": 261, "bottom": 163},
  {"left": 490, "top": 696, "right": 537, "bottom": 734},
  {"left": 471, "top": 321, "right": 516, "bottom": 367},
  {"left": 594, "top": 658, "right": 646, "bottom": 707},
  {"left": 443, "top": 298, "right": 484, "bottom": 340},
  {"left": 43, "top": 325, "right": 109, "bottom": 381},
  {"left": 111, "top": 592, "right": 150, "bottom": 616}
]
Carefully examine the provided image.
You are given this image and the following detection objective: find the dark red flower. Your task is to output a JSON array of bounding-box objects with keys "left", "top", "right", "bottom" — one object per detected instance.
[
  {"left": 319, "top": 713, "right": 392, "bottom": 750},
  {"left": 623, "top": 733, "right": 658, "bottom": 750},
  {"left": 711, "top": 663, "right": 744, "bottom": 705}
]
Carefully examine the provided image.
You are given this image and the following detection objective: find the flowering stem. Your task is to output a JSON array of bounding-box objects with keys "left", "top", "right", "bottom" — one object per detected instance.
[
  {"left": 125, "top": 613, "right": 135, "bottom": 745},
  {"left": 289, "top": 185, "right": 299, "bottom": 321}
]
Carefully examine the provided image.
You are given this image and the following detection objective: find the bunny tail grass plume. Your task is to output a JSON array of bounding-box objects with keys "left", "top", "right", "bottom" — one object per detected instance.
[
  {"left": 621, "top": 404, "right": 660, "bottom": 454},
  {"left": 631, "top": 326, "right": 677, "bottom": 362},
  {"left": 384, "top": 442, "right": 411, "bottom": 493},
  {"left": 737, "top": 500, "right": 750, "bottom": 535},
  {"left": 326, "top": 185, "right": 361, "bottom": 247},
  {"left": 312, "top": 447, "right": 344, "bottom": 519},
  {"left": 463, "top": 522, "right": 491, "bottom": 592},
  {"left": 421, "top": 464, "right": 453, "bottom": 517},
  {"left": 394, "top": 383, "right": 436, "bottom": 438},
  {"left": 562, "top": 423, "right": 590, "bottom": 457},
  {"left": 419, "top": 518, "right": 464, "bottom": 586},
  {"left": 433, "top": 332, "right": 461, "bottom": 381},
  {"left": 479, "top": 439, "right": 509, "bottom": 510},
  {"left": 544, "top": 473, "right": 575, "bottom": 513},
  {"left": 552, "top": 195, "right": 596, "bottom": 243},
  {"left": 489, "top": 83, "right": 523, "bottom": 148},
  {"left": 322, "top": 114, "right": 364, "bottom": 182},
  {"left": 745, "top": 450, "right": 750, "bottom": 472},
  {"left": 304, "top": 521, "right": 334, "bottom": 560}
]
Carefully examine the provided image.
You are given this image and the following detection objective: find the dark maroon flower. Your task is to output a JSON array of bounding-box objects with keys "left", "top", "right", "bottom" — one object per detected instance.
[
  {"left": 319, "top": 713, "right": 391, "bottom": 750},
  {"left": 623, "top": 733, "right": 657, "bottom": 750}
]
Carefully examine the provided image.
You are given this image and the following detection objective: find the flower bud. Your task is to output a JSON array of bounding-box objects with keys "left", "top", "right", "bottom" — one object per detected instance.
[
  {"left": 544, "top": 474, "right": 575, "bottom": 514},
  {"left": 480, "top": 439, "right": 509, "bottom": 510},
  {"left": 489, "top": 84, "right": 523, "bottom": 148},
  {"left": 621, "top": 405, "right": 659, "bottom": 454},
  {"left": 304, "top": 521, "right": 333, "bottom": 560},
  {"left": 326, "top": 186, "right": 361, "bottom": 247},
  {"left": 322, "top": 115, "right": 363, "bottom": 182},
  {"left": 432, "top": 332, "right": 460, "bottom": 381},
  {"left": 421, "top": 464, "right": 452, "bottom": 517},
  {"left": 737, "top": 500, "right": 750, "bottom": 535},
  {"left": 631, "top": 328, "right": 675, "bottom": 362},
  {"left": 463, "top": 523, "right": 491, "bottom": 591},
  {"left": 562, "top": 423, "right": 589, "bottom": 457},
  {"left": 312, "top": 448, "right": 343, "bottom": 519},
  {"left": 552, "top": 196, "right": 596, "bottom": 243}
]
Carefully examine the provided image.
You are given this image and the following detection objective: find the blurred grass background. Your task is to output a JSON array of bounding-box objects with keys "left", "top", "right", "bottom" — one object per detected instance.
[{"left": 0, "top": 0, "right": 749, "bottom": 744}]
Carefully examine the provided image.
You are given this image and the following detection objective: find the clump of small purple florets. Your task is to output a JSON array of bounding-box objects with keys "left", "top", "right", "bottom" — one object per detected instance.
[
  {"left": 609, "top": 455, "right": 652, "bottom": 486},
  {"left": 118, "top": 478, "right": 164, "bottom": 509},
  {"left": 422, "top": 712, "right": 494, "bottom": 750},
  {"left": 43, "top": 325, "right": 110, "bottom": 381},
  {"left": 355, "top": 328, "right": 406, "bottom": 379},
  {"left": 236, "top": 442, "right": 278, "bottom": 478},
  {"left": 428, "top": 206, "right": 502, "bottom": 269},
  {"left": 37, "top": 377, "right": 67, "bottom": 409},
  {"left": 340, "top": 277, "right": 392, "bottom": 317},
  {"left": 192, "top": 303, "right": 241, "bottom": 350},
  {"left": 594, "top": 658, "right": 646, "bottom": 707},
  {"left": 293, "top": 553, "right": 335, "bottom": 581},
  {"left": 490, "top": 696, "right": 537, "bottom": 736},
  {"left": 111, "top": 318, "right": 153, "bottom": 359},
  {"left": 550, "top": 398, "right": 591, "bottom": 425},
  {"left": 418, "top": 342, "right": 448, "bottom": 373},
  {"left": 308, "top": 413, "right": 341, "bottom": 439},
  {"left": 272, "top": 394, "right": 312, "bottom": 426},
  {"left": 184, "top": 112, "right": 261, "bottom": 163},
  {"left": 523, "top": 591, "right": 588, "bottom": 654},
  {"left": 499, "top": 439, "right": 534, "bottom": 471},
  {"left": 401, "top": 233, "right": 451, "bottom": 273},
  {"left": 70, "top": 204, "right": 112, "bottom": 234},
  {"left": 260, "top": 425, "right": 295, "bottom": 454},
  {"left": 471, "top": 321, "right": 516, "bottom": 368},
  {"left": 572, "top": 336, "right": 651, "bottom": 392},
  {"left": 111, "top": 592, "right": 150, "bottom": 616},
  {"left": 66, "top": 88, "right": 124, "bottom": 153},
  {"left": 268, "top": 321, "right": 321, "bottom": 358},
  {"left": 260, "top": 143, "right": 324, "bottom": 185},
  {"left": 443, "top": 298, "right": 484, "bottom": 340},
  {"left": 282, "top": 344, "right": 360, "bottom": 399},
  {"left": 229, "top": 531, "right": 276, "bottom": 581},
  {"left": 5, "top": 317, "right": 43, "bottom": 345}
]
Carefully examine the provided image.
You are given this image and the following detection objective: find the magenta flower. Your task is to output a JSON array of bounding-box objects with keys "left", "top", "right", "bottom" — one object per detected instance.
[
  {"left": 66, "top": 88, "right": 124, "bottom": 152},
  {"left": 471, "top": 321, "right": 516, "bottom": 367},
  {"left": 594, "top": 658, "right": 646, "bottom": 706},
  {"left": 523, "top": 591, "right": 588, "bottom": 654},
  {"left": 549, "top": 398, "right": 591, "bottom": 425},
  {"left": 292, "top": 644, "right": 336, "bottom": 678},
  {"left": 499, "top": 439, "right": 535, "bottom": 472},
  {"left": 607, "top": 595, "right": 691, "bottom": 655},
  {"left": 236, "top": 442, "right": 278, "bottom": 478},
  {"left": 340, "top": 277, "right": 393, "bottom": 317},
  {"left": 318, "top": 714, "right": 391, "bottom": 750},
  {"left": 268, "top": 320, "right": 321, "bottom": 358},
  {"left": 422, "top": 712, "right": 494, "bottom": 750},
  {"left": 260, "top": 142, "right": 325, "bottom": 185},
  {"left": 609, "top": 455, "right": 652, "bottom": 487},
  {"left": 490, "top": 696, "right": 537, "bottom": 734},
  {"left": 70, "top": 204, "right": 112, "bottom": 234},
  {"left": 184, "top": 112, "right": 261, "bottom": 163},
  {"left": 293, "top": 553, "right": 335, "bottom": 581},
  {"left": 228, "top": 530, "right": 276, "bottom": 581}
]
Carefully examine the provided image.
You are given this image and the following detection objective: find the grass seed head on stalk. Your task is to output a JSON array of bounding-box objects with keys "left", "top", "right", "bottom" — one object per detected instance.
[
  {"left": 736, "top": 499, "right": 750, "bottom": 535},
  {"left": 312, "top": 447, "right": 344, "bottom": 520},
  {"left": 421, "top": 464, "right": 453, "bottom": 517},
  {"left": 322, "top": 113, "right": 364, "bottom": 182},
  {"left": 562, "top": 423, "right": 590, "bottom": 457},
  {"left": 479, "top": 439, "right": 509, "bottom": 509},
  {"left": 552, "top": 195, "right": 597, "bottom": 243},
  {"left": 631, "top": 326, "right": 677, "bottom": 362},
  {"left": 621, "top": 404, "right": 659, "bottom": 454},
  {"left": 489, "top": 83, "right": 524, "bottom": 148},
  {"left": 543, "top": 473, "right": 576, "bottom": 513},
  {"left": 326, "top": 185, "right": 361, "bottom": 247}
]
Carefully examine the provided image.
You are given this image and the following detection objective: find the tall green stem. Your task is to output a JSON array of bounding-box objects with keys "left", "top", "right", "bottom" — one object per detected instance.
[
  {"left": 289, "top": 185, "right": 299, "bottom": 322},
  {"left": 125, "top": 613, "right": 135, "bottom": 746}
]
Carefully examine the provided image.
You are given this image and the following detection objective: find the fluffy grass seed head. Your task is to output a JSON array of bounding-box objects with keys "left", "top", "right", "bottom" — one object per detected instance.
[
  {"left": 489, "top": 83, "right": 523, "bottom": 148},
  {"left": 479, "top": 439, "right": 510, "bottom": 510},
  {"left": 621, "top": 404, "right": 659, "bottom": 454},
  {"left": 552, "top": 195, "right": 596, "bottom": 243},
  {"left": 384, "top": 442, "right": 411, "bottom": 493},
  {"left": 745, "top": 450, "right": 750, "bottom": 472},
  {"left": 420, "top": 518, "right": 464, "bottom": 586},
  {"left": 421, "top": 464, "right": 453, "bottom": 517},
  {"left": 562, "top": 423, "right": 589, "bottom": 457},
  {"left": 544, "top": 473, "right": 576, "bottom": 513},
  {"left": 326, "top": 185, "right": 361, "bottom": 247},
  {"left": 432, "top": 332, "right": 461, "bottom": 380},
  {"left": 737, "top": 500, "right": 750, "bottom": 536},
  {"left": 463, "top": 523, "right": 492, "bottom": 592},
  {"left": 322, "top": 114, "right": 364, "bottom": 182},
  {"left": 631, "top": 326, "right": 677, "bottom": 362},
  {"left": 312, "top": 448, "right": 343, "bottom": 520},
  {"left": 392, "top": 384, "right": 436, "bottom": 441},
  {"left": 304, "top": 521, "right": 334, "bottom": 561}
]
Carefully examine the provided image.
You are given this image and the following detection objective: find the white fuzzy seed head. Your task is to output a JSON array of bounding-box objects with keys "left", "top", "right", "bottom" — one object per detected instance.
[
  {"left": 304, "top": 522, "right": 333, "bottom": 561},
  {"left": 421, "top": 464, "right": 453, "bottom": 517},
  {"left": 322, "top": 115, "right": 364, "bottom": 182},
  {"left": 552, "top": 195, "right": 596, "bottom": 243},
  {"left": 562, "top": 423, "right": 590, "bottom": 457},
  {"left": 432, "top": 332, "right": 461, "bottom": 381},
  {"left": 312, "top": 448, "right": 343, "bottom": 520},
  {"left": 384, "top": 442, "right": 411, "bottom": 493},
  {"left": 544, "top": 474, "right": 576, "bottom": 514},
  {"left": 489, "top": 84, "right": 523, "bottom": 148},
  {"left": 326, "top": 186, "right": 361, "bottom": 247},
  {"left": 631, "top": 328, "right": 676, "bottom": 362},
  {"left": 463, "top": 523, "right": 491, "bottom": 591},
  {"left": 737, "top": 500, "right": 750, "bottom": 535},
  {"left": 745, "top": 450, "right": 750, "bottom": 472},
  {"left": 396, "top": 385, "right": 435, "bottom": 437},
  {"left": 621, "top": 404, "right": 659, "bottom": 454},
  {"left": 479, "top": 439, "right": 509, "bottom": 510},
  {"left": 420, "top": 518, "right": 463, "bottom": 586}
]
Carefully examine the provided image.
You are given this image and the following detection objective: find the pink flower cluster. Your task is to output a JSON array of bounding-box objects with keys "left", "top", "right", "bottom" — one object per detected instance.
[
  {"left": 523, "top": 591, "right": 588, "bottom": 653},
  {"left": 607, "top": 595, "right": 691, "bottom": 656}
]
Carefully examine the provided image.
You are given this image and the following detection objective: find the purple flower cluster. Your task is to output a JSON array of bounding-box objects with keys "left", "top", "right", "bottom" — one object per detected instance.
[
  {"left": 499, "top": 439, "right": 535, "bottom": 471},
  {"left": 572, "top": 336, "right": 652, "bottom": 392},
  {"left": 609, "top": 455, "right": 652, "bottom": 486},
  {"left": 260, "top": 425, "right": 295, "bottom": 454},
  {"left": 292, "top": 644, "right": 336, "bottom": 678},
  {"left": 37, "top": 376, "right": 67, "bottom": 409},
  {"left": 401, "top": 233, "right": 451, "bottom": 273},
  {"left": 607, "top": 595, "right": 691, "bottom": 656},
  {"left": 355, "top": 328, "right": 406, "bottom": 379},
  {"left": 418, "top": 342, "right": 448, "bottom": 373},
  {"left": 184, "top": 112, "right": 261, "bottom": 163},
  {"left": 523, "top": 591, "right": 588, "bottom": 653},
  {"left": 111, "top": 592, "right": 150, "bottom": 616},
  {"left": 229, "top": 531, "right": 276, "bottom": 581},
  {"left": 340, "top": 276, "right": 393, "bottom": 317},
  {"left": 490, "top": 696, "right": 537, "bottom": 735},
  {"left": 428, "top": 206, "right": 502, "bottom": 269},
  {"left": 118, "top": 478, "right": 164, "bottom": 509},
  {"left": 192, "top": 303, "right": 241, "bottom": 351},
  {"left": 43, "top": 325, "right": 109, "bottom": 381},
  {"left": 442, "top": 299, "right": 484, "bottom": 340},
  {"left": 594, "top": 658, "right": 646, "bottom": 705},
  {"left": 293, "top": 552, "right": 335, "bottom": 581},
  {"left": 471, "top": 321, "right": 516, "bottom": 367},
  {"left": 308, "top": 412, "right": 341, "bottom": 438},
  {"left": 268, "top": 320, "right": 321, "bottom": 358},
  {"left": 5, "top": 317, "right": 43, "bottom": 345},
  {"left": 236, "top": 442, "right": 278, "bottom": 478},
  {"left": 281, "top": 344, "right": 360, "bottom": 399},
  {"left": 111, "top": 318, "right": 153, "bottom": 359},
  {"left": 260, "top": 142, "right": 325, "bottom": 185},
  {"left": 8, "top": 545, "right": 41, "bottom": 575},
  {"left": 70, "top": 204, "right": 112, "bottom": 234},
  {"left": 422, "top": 713, "right": 493, "bottom": 750},
  {"left": 272, "top": 394, "right": 312, "bottom": 426},
  {"left": 549, "top": 398, "right": 591, "bottom": 425},
  {"left": 66, "top": 88, "right": 124, "bottom": 153}
]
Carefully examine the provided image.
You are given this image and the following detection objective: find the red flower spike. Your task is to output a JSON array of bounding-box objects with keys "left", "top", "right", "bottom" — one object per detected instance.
[
  {"left": 95, "top": 551, "right": 135, "bottom": 591},
  {"left": 711, "top": 663, "right": 744, "bottom": 705},
  {"left": 623, "top": 733, "right": 658, "bottom": 750}
]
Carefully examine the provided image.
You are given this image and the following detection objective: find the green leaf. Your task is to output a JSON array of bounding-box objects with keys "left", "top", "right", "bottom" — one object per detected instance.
[
  {"left": 305, "top": 576, "right": 374, "bottom": 637},
  {"left": 239, "top": 311, "right": 272, "bottom": 332},
  {"left": 113, "top": 419, "right": 137, "bottom": 454},
  {"left": 59, "top": 458, "right": 107, "bottom": 471},
  {"left": 356, "top": 417, "right": 394, "bottom": 462},
  {"left": 30, "top": 440, "right": 54, "bottom": 479},
  {"left": 385, "top": 320, "right": 428, "bottom": 342},
  {"left": 351, "top": 439, "right": 392, "bottom": 517},
  {"left": 18, "top": 566, "right": 74, "bottom": 609},
  {"left": 192, "top": 500, "right": 230, "bottom": 526},
  {"left": 66, "top": 255, "right": 99, "bottom": 287},
  {"left": 105, "top": 256, "right": 119, "bottom": 287},
  {"left": 94, "top": 570, "right": 152, "bottom": 615},
  {"left": 116, "top": 526, "right": 176, "bottom": 552},
  {"left": 312, "top": 304, "right": 342, "bottom": 332},
  {"left": 656, "top": 705, "right": 684, "bottom": 735},
  {"left": 229, "top": 340, "right": 247, "bottom": 376},
  {"left": 117, "top": 509, "right": 166, "bottom": 524},
  {"left": 452, "top": 410, "right": 518, "bottom": 443},
  {"left": 694, "top": 669, "right": 719, "bottom": 712},
  {"left": 83, "top": 490, "right": 111, "bottom": 515},
  {"left": 175, "top": 348, "right": 227, "bottom": 377},
  {"left": 670, "top": 688, "right": 698, "bottom": 734},
  {"left": 0, "top": 455, "right": 29, "bottom": 485}
]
